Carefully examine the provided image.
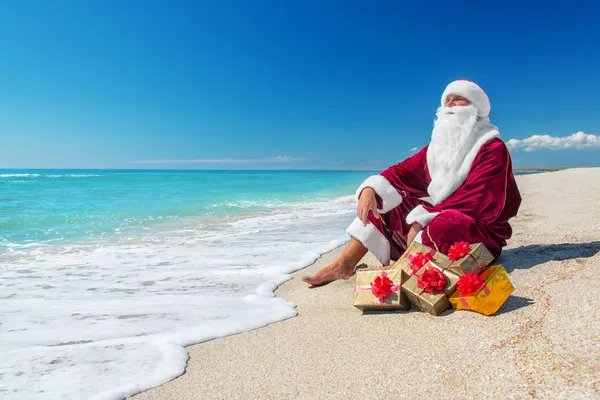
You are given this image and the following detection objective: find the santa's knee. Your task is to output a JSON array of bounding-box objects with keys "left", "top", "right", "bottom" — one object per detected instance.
[{"left": 422, "top": 210, "right": 478, "bottom": 255}]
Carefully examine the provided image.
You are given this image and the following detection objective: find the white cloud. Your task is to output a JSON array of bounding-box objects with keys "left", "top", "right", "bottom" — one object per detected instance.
[
  {"left": 131, "top": 156, "right": 305, "bottom": 164},
  {"left": 410, "top": 147, "right": 418, "bottom": 151},
  {"left": 506, "top": 132, "right": 600, "bottom": 152}
]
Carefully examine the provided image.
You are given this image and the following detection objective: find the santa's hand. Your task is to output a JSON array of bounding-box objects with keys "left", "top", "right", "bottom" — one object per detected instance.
[
  {"left": 357, "top": 187, "right": 379, "bottom": 226},
  {"left": 406, "top": 223, "right": 423, "bottom": 246}
]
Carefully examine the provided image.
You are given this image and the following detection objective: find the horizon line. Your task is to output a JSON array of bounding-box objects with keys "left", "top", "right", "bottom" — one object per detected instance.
[
  {"left": 0, "top": 167, "right": 578, "bottom": 172},
  {"left": 0, "top": 167, "right": 384, "bottom": 172}
]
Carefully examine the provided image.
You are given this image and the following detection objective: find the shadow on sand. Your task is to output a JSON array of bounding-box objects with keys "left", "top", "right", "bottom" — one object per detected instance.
[
  {"left": 359, "top": 295, "right": 535, "bottom": 317},
  {"left": 499, "top": 241, "right": 600, "bottom": 273},
  {"left": 493, "top": 295, "right": 535, "bottom": 315},
  {"left": 486, "top": 241, "right": 600, "bottom": 315}
]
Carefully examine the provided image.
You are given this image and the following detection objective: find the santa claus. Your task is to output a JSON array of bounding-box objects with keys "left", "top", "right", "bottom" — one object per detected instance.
[{"left": 303, "top": 79, "right": 522, "bottom": 286}]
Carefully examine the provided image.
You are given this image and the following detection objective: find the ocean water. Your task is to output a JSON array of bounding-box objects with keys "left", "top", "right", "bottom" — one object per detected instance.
[{"left": 0, "top": 169, "right": 374, "bottom": 399}]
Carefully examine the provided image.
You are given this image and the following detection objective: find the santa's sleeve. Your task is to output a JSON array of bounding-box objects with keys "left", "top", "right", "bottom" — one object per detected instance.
[
  {"left": 409, "top": 140, "right": 512, "bottom": 225},
  {"left": 355, "top": 146, "right": 429, "bottom": 213}
]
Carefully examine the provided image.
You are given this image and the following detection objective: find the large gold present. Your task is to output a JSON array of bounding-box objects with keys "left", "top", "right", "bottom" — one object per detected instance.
[
  {"left": 448, "top": 265, "right": 514, "bottom": 316},
  {"left": 391, "top": 241, "right": 449, "bottom": 278},
  {"left": 401, "top": 262, "right": 460, "bottom": 316},
  {"left": 354, "top": 268, "right": 410, "bottom": 311},
  {"left": 441, "top": 242, "right": 495, "bottom": 276}
]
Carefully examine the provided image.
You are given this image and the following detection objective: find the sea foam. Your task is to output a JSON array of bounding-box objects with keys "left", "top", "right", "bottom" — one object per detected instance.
[{"left": 0, "top": 196, "right": 355, "bottom": 399}]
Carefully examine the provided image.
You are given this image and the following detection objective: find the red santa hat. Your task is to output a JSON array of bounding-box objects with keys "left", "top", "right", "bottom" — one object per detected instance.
[{"left": 441, "top": 79, "right": 491, "bottom": 117}]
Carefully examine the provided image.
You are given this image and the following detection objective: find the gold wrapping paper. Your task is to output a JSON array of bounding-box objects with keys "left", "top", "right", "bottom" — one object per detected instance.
[
  {"left": 394, "top": 258, "right": 426, "bottom": 282},
  {"left": 449, "top": 265, "right": 514, "bottom": 316},
  {"left": 390, "top": 241, "right": 449, "bottom": 278},
  {"left": 443, "top": 243, "right": 495, "bottom": 276},
  {"left": 354, "top": 268, "right": 411, "bottom": 311},
  {"left": 401, "top": 261, "right": 459, "bottom": 316}
]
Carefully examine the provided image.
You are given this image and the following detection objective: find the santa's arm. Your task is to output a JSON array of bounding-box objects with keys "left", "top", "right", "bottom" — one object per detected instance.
[
  {"left": 356, "top": 146, "right": 429, "bottom": 213},
  {"left": 408, "top": 140, "right": 511, "bottom": 224}
]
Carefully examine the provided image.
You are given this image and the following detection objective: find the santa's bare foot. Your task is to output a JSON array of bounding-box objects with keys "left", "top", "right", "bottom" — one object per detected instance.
[{"left": 301, "top": 261, "right": 354, "bottom": 287}]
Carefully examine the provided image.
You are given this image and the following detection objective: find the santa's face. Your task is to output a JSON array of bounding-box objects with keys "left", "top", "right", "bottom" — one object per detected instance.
[
  {"left": 444, "top": 94, "right": 471, "bottom": 108},
  {"left": 426, "top": 82, "right": 499, "bottom": 204},
  {"left": 428, "top": 104, "right": 479, "bottom": 172}
]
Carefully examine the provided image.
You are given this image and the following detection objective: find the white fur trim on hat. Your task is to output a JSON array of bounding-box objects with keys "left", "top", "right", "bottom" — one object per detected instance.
[
  {"left": 442, "top": 80, "right": 491, "bottom": 117},
  {"left": 355, "top": 175, "right": 402, "bottom": 214}
]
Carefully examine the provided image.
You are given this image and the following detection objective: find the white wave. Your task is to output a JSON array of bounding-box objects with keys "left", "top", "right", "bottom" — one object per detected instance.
[
  {"left": 207, "top": 199, "right": 284, "bottom": 209},
  {"left": 0, "top": 173, "right": 40, "bottom": 178},
  {"left": 0, "top": 196, "right": 356, "bottom": 399},
  {"left": 330, "top": 194, "right": 357, "bottom": 204},
  {"left": 45, "top": 174, "right": 105, "bottom": 178},
  {"left": 0, "top": 173, "right": 104, "bottom": 179}
]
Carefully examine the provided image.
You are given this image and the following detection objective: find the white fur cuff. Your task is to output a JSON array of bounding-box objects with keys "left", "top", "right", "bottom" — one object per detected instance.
[
  {"left": 406, "top": 205, "right": 440, "bottom": 227},
  {"left": 413, "top": 230, "right": 424, "bottom": 244},
  {"left": 355, "top": 175, "right": 402, "bottom": 214},
  {"left": 346, "top": 217, "right": 391, "bottom": 266}
]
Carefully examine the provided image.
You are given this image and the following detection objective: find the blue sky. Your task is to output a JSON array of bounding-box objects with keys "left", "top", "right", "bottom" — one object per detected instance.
[{"left": 1, "top": 0, "right": 599, "bottom": 170}]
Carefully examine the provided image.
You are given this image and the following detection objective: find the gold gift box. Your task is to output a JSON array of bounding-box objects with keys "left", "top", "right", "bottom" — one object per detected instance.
[
  {"left": 354, "top": 268, "right": 411, "bottom": 311},
  {"left": 391, "top": 241, "right": 449, "bottom": 278},
  {"left": 401, "top": 262, "right": 460, "bottom": 316},
  {"left": 448, "top": 265, "right": 514, "bottom": 316},
  {"left": 441, "top": 243, "right": 495, "bottom": 276}
]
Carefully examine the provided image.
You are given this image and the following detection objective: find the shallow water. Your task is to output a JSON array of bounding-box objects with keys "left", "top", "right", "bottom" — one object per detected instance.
[{"left": 0, "top": 170, "right": 372, "bottom": 399}]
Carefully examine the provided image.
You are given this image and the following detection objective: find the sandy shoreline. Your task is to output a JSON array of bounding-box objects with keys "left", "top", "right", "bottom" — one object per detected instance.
[{"left": 133, "top": 168, "right": 600, "bottom": 399}]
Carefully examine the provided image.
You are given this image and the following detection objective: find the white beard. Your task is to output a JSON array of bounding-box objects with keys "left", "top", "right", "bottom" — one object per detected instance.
[{"left": 426, "top": 105, "right": 500, "bottom": 204}]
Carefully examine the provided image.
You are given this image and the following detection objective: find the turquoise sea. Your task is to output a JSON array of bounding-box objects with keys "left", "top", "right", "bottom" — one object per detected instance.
[
  {"left": 0, "top": 169, "right": 374, "bottom": 399},
  {"left": 1, "top": 170, "right": 376, "bottom": 248}
]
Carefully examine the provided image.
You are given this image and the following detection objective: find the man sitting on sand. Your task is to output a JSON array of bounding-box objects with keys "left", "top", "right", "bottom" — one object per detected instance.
[{"left": 303, "top": 79, "right": 522, "bottom": 286}]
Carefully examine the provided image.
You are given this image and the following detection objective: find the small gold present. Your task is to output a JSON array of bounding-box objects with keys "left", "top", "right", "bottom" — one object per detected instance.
[
  {"left": 401, "top": 262, "right": 460, "bottom": 316},
  {"left": 391, "top": 241, "right": 449, "bottom": 278},
  {"left": 442, "top": 242, "right": 495, "bottom": 276},
  {"left": 354, "top": 268, "right": 410, "bottom": 311},
  {"left": 448, "top": 265, "right": 514, "bottom": 316}
]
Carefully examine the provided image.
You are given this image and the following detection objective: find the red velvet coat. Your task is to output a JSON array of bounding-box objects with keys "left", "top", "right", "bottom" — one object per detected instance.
[{"left": 379, "top": 138, "right": 521, "bottom": 259}]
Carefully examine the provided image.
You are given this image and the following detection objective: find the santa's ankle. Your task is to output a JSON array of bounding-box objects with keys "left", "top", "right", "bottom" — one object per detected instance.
[{"left": 336, "top": 262, "right": 355, "bottom": 276}]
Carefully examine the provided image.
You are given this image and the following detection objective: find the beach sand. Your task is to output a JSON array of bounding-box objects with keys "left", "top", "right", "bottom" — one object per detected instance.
[{"left": 133, "top": 168, "right": 600, "bottom": 399}]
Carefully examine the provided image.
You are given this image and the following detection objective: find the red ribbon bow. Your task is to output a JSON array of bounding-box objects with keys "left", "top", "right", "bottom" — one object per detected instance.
[
  {"left": 456, "top": 272, "right": 484, "bottom": 296},
  {"left": 407, "top": 252, "right": 432, "bottom": 273},
  {"left": 448, "top": 241, "right": 471, "bottom": 261},
  {"left": 370, "top": 274, "right": 394, "bottom": 301},
  {"left": 417, "top": 267, "right": 447, "bottom": 293}
]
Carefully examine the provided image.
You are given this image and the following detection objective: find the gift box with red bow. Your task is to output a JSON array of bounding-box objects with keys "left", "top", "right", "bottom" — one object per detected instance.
[
  {"left": 448, "top": 265, "right": 514, "bottom": 316},
  {"left": 401, "top": 262, "right": 460, "bottom": 316},
  {"left": 440, "top": 241, "right": 495, "bottom": 276},
  {"left": 391, "top": 241, "right": 449, "bottom": 278},
  {"left": 354, "top": 268, "right": 411, "bottom": 311}
]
